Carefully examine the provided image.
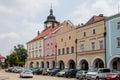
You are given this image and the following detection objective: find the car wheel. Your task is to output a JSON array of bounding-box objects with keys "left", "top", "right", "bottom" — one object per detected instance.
[
  {"left": 116, "top": 78, "right": 120, "bottom": 80},
  {"left": 96, "top": 77, "right": 99, "bottom": 80}
]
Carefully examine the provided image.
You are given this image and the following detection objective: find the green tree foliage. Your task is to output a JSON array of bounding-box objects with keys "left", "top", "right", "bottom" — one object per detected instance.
[
  {"left": 14, "top": 44, "right": 27, "bottom": 63},
  {"left": 7, "top": 52, "right": 19, "bottom": 66},
  {"left": 6, "top": 44, "right": 27, "bottom": 67}
]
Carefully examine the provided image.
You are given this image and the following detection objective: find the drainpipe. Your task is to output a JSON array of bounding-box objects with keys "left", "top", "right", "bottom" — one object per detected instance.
[
  {"left": 104, "top": 20, "right": 107, "bottom": 68},
  {"left": 75, "top": 39, "right": 77, "bottom": 69}
]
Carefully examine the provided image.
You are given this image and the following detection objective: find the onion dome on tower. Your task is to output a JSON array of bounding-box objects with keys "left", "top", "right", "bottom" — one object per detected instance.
[{"left": 44, "top": 7, "right": 58, "bottom": 29}]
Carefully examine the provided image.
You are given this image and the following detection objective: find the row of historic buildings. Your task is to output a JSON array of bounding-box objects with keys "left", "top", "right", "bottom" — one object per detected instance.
[{"left": 25, "top": 8, "right": 120, "bottom": 71}]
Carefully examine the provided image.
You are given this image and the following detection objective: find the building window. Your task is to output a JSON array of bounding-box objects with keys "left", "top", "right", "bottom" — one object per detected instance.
[
  {"left": 66, "top": 47, "right": 69, "bottom": 54},
  {"left": 52, "top": 49, "right": 54, "bottom": 55},
  {"left": 99, "top": 40, "right": 104, "bottom": 49},
  {"left": 117, "top": 38, "right": 120, "bottom": 48},
  {"left": 61, "top": 38, "right": 63, "bottom": 42},
  {"left": 93, "top": 29, "right": 96, "bottom": 34},
  {"left": 51, "top": 43, "right": 53, "bottom": 45},
  {"left": 39, "top": 41, "right": 41, "bottom": 48},
  {"left": 62, "top": 48, "right": 64, "bottom": 55},
  {"left": 80, "top": 44, "right": 84, "bottom": 52},
  {"left": 83, "top": 32, "right": 86, "bottom": 37},
  {"left": 91, "top": 42, "right": 95, "bottom": 50},
  {"left": 117, "top": 22, "right": 120, "bottom": 29},
  {"left": 69, "top": 36, "right": 71, "bottom": 40},
  {"left": 71, "top": 46, "right": 74, "bottom": 53},
  {"left": 58, "top": 49, "right": 61, "bottom": 55},
  {"left": 48, "top": 44, "right": 49, "bottom": 46}
]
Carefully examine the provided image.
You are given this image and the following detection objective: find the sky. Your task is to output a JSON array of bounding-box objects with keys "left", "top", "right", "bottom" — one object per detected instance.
[{"left": 0, "top": 0, "right": 119, "bottom": 57}]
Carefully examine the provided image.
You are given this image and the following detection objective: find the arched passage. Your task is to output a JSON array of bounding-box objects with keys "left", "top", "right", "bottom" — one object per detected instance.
[
  {"left": 46, "top": 61, "right": 49, "bottom": 68},
  {"left": 68, "top": 59, "right": 76, "bottom": 69},
  {"left": 41, "top": 61, "right": 44, "bottom": 68},
  {"left": 52, "top": 61, "right": 56, "bottom": 69},
  {"left": 58, "top": 60, "right": 65, "bottom": 69},
  {"left": 29, "top": 62, "right": 33, "bottom": 68},
  {"left": 93, "top": 58, "right": 104, "bottom": 68},
  {"left": 79, "top": 59, "right": 89, "bottom": 70},
  {"left": 36, "top": 62, "right": 39, "bottom": 68},
  {"left": 109, "top": 57, "right": 120, "bottom": 70}
]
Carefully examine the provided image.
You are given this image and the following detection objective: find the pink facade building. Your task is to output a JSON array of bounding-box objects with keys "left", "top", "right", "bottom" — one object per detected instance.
[
  {"left": 44, "top": 29, "right": 57, "bottom": 69},
  {"left": 44, "top": 7, "right": 59, "bottom": 69}
]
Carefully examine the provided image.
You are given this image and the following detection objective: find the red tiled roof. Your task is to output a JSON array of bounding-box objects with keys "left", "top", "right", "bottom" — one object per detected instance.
[
  {"left": 27, "top": 23, "right": 61, "bottom": 44},
  {"left": 0, "top": 54, "right": 5, "bottom": 59},
  {"left": 86, "top": 14, "right": 105, "bottom": 25}
]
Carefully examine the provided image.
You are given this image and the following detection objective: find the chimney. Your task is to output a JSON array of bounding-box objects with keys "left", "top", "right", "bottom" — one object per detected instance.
[{"left": 37, "top": 31, "right": 40, "bottom": 36}]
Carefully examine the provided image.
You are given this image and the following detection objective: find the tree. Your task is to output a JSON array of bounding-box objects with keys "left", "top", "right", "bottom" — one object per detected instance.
[
  {"left": 7, "top": 52, "right": 20, "bottom": 66},
  {"left": 14, "top": 44, "right": 27, "bottom": 63},
  {"left": 6, "top": 44, "right": 27, "bottom": 67}
]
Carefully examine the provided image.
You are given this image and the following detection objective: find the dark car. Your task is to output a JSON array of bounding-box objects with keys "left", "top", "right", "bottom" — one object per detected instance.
[
  {"left": 64, "top": 69, "right": 79, "bottom": 78},
  {"left": 32, "top": 68, "right": 44, "bottom": 75},
  {"left": 49, "top": 69, "right": 61, "bottom": 76}
]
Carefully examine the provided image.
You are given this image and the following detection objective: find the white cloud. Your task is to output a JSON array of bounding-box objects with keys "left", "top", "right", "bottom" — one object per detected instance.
[
  {"left": 0, "top": 32, "right": 20, "bottom": 40},
  {"left": 72, "top": 0, "right": 118, "bottom": 24}
]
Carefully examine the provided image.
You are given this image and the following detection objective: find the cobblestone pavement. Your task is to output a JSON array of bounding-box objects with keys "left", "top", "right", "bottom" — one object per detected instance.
[{"left": 0, "top": 69, "right": 77, "bottom": 80}]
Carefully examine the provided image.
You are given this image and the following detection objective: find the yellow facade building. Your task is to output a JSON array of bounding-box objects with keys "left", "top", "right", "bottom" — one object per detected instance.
[{"left": 76, "top": 14, "right": 105, "bottom": 70}]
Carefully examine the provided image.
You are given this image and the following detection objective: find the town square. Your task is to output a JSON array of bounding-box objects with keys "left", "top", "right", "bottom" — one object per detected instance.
[{"left": 0, "top": 0, "right": 120, "bottom": 80}]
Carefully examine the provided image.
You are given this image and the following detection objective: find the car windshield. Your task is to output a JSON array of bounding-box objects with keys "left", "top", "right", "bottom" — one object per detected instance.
[
  {"left": 78, "top": 71, "right": 82, "bottom": 74},
  {"left": 90, "top": 68, "right": 98, "bottom": 72},
  {"left": 61, "top": 69, "right": 68, "bottom": 72}
]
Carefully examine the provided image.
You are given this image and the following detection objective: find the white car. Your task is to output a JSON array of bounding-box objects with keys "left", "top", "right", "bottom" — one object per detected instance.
[{"left": 20, "top": 69, "right": 33, "bottom": 78}]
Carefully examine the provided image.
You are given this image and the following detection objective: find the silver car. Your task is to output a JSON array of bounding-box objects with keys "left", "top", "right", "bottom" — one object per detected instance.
[
  {"left": 20, "top": 69, "right": 33, "bottom": 78},
  {"left": 86, "top": 68, "right": 111, "bottom": 80}
]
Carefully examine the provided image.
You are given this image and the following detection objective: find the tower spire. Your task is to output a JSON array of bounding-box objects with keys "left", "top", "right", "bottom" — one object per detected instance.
[{"left": 50, "top": 3, "right": 53, "bottom": 15}]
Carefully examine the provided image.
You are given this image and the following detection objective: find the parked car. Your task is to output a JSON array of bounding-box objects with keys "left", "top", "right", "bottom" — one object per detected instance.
[
  {"left": 105, "top": 71, "right": 120, "bottom": 80},
  {"left": 42, "top": 68, "right": 50, "bottom": 75},
  {"left": 64, "top": 69, "right": 79, "bottom": 78},
  {"left": 32, "top": 68, "right": 43, "bottom": 75},
  {"left": 6, "top": 67, "right": 14, "bottom": 72},
  {"left": 49, "top": 69, "right": 61, "bottom": 76},
  {"left": 56, "top": 69, "right": 69, "bottom": 77},
  {"left": 13, "top": 67, "right": 24, "bottom": 73},
  {"left": 76, "top": 70, "right": 87, "bottom": 79},
  {"left": 86, "top": 68, "right": 111, "bottom": 80},
  {"left": 20, "top": 69, "right": 33, "bottom": 78}
]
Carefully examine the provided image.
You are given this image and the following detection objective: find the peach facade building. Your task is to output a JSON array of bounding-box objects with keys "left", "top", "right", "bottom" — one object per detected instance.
[
  {"left": 56, "top": 20, "right": 77, "bottom": 69},
  {"left": 76, "top": 14, "right": 106, "bottom": 70}
]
